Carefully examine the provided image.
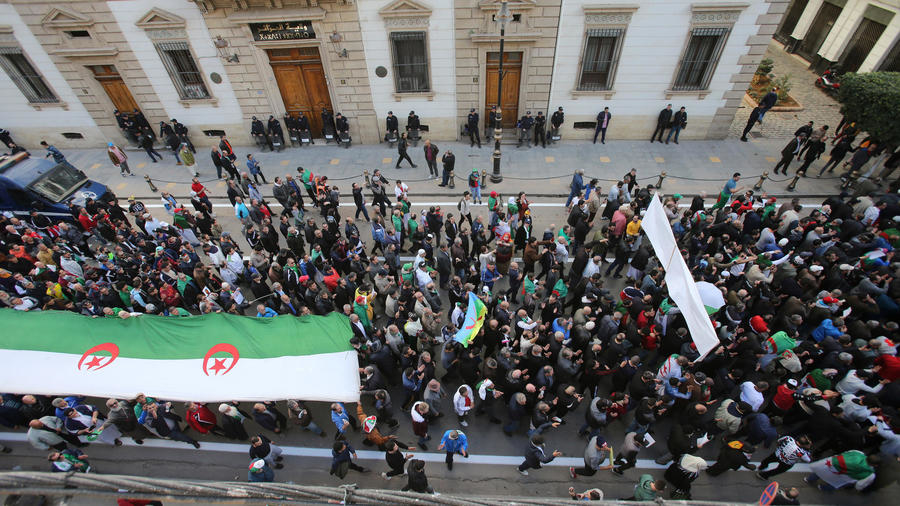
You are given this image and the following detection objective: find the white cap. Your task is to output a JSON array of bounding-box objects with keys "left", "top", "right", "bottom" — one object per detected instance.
[
  {"left": 778, "top": 238, "right": 789, "bottom": 247},
  {"left": 809, "top": 265, "right": 824, "bottom": 273}
]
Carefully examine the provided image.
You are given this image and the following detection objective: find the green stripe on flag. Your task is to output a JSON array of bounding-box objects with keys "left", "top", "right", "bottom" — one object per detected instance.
[{"left": 0, "top": 309, "right": 352, "bottom": 359}]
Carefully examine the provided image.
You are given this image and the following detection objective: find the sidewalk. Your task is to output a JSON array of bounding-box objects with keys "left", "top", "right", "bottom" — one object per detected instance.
[{"left": 61, "top": 135, "right": 848, "bottom": 203}]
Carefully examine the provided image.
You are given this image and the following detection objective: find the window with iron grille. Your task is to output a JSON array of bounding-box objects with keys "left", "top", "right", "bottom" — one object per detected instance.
[
  {"left": 390, "top": 31, "right": 429, "bottom": 93},
  {"left": 578, "top": 28, "right": 623, "bottom": 91},
  {"left": 0, "top": 47, "right": 57, "bottom": 103},
  {"left": 672, "top": 27, "right": 729, "bottom": 91},
  {"left": 155, "top": 41, "right": 210, "bottom": 100}
]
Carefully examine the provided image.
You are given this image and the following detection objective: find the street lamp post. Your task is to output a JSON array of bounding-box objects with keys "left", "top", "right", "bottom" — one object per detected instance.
[{"left": 491, "top": 1, "right": 512, "bottom": 184}]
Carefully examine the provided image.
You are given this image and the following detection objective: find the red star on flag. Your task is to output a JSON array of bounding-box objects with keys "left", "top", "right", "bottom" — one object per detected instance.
[
  {"left": 209, "top": 358, "right": 227, "bottom": 375},
  {"left": 84, "top": 356, "right": 104, "bottom": 370}
]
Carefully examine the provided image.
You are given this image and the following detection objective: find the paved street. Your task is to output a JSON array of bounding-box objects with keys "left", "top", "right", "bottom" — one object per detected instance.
[
  {"left": 0, "top": 192, "right": 889, "bottom": 505},
  {"left": 729, "top": 40, "right": 844, "bottom": 140}
]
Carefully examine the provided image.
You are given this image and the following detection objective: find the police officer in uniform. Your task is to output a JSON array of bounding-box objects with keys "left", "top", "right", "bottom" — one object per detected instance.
[
  {"left": 550, "top": 107, "right": 564, "bottom": 140},
  {"left": 467, "top": 108, "right": 481, "bottom": 148},
  {"left": 517, "top": 111, "right": 534, "bottom": 148},
  {"left": 267, "top": 115, "right": 285, "bottom": 150},
  {"left": 251, "top": 116, "right": 272, "bottom": 151},
  {"left": 534, "top": 111, "right": 547, "bottom": 148},
  {"left": 297, "top": 112, "right": 313, "bottom": 144}
]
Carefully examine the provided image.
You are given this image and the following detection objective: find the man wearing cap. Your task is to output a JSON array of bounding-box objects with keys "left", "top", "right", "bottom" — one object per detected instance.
[
  {"left": 534, "top": 111, "right": 547, "bottom": 148},
  {"left": 550, "top": 106, "right": 564, "bottom": 140},
  {"left": 437, "top": 429, "right": 468, "bottom": 470},
  {"left": 570, "top": 434, "right": 614, "bottom": 478},
  {"left": 440, "top": 149, "right": 455, "bottom": 187},
  {"left": 249, "top": 434, "right": 283, "bottom": 469},
  {"left": 467, "top": 108, "right": 481, "bottom": 148},
  {"left": 107, "top": 142, "right": 132, "bottom": 176},
  {"left": 248, "top": 458, "right": 275, "bottom": 482},
  {"left": 517, "top": 111, "right": 534, "bottom": 148}
]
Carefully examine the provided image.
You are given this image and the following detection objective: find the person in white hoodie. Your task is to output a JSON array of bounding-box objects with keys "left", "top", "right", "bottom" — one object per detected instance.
[
  {"left": 453, "top": 385, "right": 474, "bottom": 427},
  {"left": 836, "top": 369, "right": 886, "bottom": 395}
]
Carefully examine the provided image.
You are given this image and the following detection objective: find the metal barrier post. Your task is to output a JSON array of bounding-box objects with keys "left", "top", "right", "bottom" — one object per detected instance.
[
  {"left": 448, "top": 170, "right": 455, "bottom": 189},
  {"left": 364, "top": 169, "right": 371, "bottom": 189},
  {"left": 786, "top": 173, "right": 800, "bottom": 192},
  {"left": 481, "top": 169, "right": 488, "bottom": 189},
  {"left": 753, "top": 171, "right": 767, "bottom": 191},
  {"left": 656, "top": 171, "right": 666, "bottom": 190},
  {"left": 144, "top": 174, "right": 158, "bottom": 193}
]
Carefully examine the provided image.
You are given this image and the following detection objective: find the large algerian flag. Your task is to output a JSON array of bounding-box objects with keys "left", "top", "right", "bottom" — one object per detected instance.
[
  {"left": 0, "top": 309, "right": 359, "bottom": 403},
  {"left": 453, "top": 292, "right": 487, "bottom": 348}
]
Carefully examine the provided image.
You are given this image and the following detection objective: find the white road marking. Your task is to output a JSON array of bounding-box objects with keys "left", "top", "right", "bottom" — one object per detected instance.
[
  {"left": 0, "top": 432, "right": 810, "bottom": 472},
  {"left": 142, "top": 202, "right": 824, "bottom": 209}
]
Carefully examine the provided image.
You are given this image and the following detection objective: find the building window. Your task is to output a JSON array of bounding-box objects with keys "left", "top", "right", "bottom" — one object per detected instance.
[
  {"left": 578, "top": 28, "right": 623, "bottom": 91},
  {"left": 390, "top": 31, "right": 429, "bottom": 93},
  {"left": 673, "top": 27, "right": 729, "bottom": 91},
  {"left": 154, "top": 41, "right": 209, "bottom": 100},
  {"left": 0, "top": 47, "right": 58, "bottom": 103}
]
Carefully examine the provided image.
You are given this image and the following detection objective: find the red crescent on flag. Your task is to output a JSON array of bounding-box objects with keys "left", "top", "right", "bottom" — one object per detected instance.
[
  {"left": 202, "top": 343, "right": 240, "bottom": 376},
  {"left": 77, "top": 343, "right": 120, "bottom": 371}
]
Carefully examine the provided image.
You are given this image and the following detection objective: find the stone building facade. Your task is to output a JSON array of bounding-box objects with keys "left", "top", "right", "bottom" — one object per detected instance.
[
  {"left": 776, "top": 0, "right": 900, "bottom": 73},
  {"left": 0, "top": 0, "right": 788, "bottom": 148}
]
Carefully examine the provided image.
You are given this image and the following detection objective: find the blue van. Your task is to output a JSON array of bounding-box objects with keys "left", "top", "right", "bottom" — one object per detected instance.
[{"left": 0, "top": 152, "right": 110, "bottom": 220}]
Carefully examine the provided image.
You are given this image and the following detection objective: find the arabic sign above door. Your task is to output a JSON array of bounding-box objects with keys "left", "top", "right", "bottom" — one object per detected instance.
[{"left": 249, "top": 21, "right": 316, "bottom": 41}]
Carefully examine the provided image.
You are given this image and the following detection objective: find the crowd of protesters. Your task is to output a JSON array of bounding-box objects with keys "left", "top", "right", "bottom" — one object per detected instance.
[{"left": 0, "top": 127, "right": 899, "bottom": 501}]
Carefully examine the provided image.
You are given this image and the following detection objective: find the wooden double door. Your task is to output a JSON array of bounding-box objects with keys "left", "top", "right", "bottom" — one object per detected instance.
[
  {"left": 90, "top": 64, "right": 140, "bottom": 116},
  {"left": 268, "top": 47, "right": 334, "bottom": 137},
  {"left": 485, "top": 51, "right": 522, "bottom": 130}
]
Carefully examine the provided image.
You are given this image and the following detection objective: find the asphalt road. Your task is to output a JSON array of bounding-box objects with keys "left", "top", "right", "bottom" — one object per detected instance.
[{"left": 0, "top": 195, "right": 890, "bottom": 504}]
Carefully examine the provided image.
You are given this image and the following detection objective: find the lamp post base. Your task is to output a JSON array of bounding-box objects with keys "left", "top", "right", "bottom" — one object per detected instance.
[{"left": 490, "top": 126, "right": 503, "bottom": 183}]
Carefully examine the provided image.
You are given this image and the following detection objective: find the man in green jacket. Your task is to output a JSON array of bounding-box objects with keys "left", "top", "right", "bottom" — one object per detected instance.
[{"left": 622, "top": 474, "right": 666, "bottom": 501}]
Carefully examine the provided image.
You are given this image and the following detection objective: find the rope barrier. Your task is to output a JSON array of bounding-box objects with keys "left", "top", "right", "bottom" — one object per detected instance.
[{"left": 140, "top": 169, "right": 844, "bottom": 187}]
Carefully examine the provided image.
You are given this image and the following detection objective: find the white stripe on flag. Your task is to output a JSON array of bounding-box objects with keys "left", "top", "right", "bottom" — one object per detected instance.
[{"left": 0, "top": 350, "right": 360, "bottom": 403}]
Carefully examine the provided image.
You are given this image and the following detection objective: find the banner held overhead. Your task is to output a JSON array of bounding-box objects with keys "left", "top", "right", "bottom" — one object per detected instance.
[
  {"left": 642, "top": 195, "right": 721, "bottom": 358},
  {"left": 0, "top": 310, "right": 360, "bottom": 403}
]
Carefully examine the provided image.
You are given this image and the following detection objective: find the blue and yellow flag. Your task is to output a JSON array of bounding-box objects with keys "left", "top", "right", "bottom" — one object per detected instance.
[{"left": 453, "top": 292, "right": 487, "bottom": 348}]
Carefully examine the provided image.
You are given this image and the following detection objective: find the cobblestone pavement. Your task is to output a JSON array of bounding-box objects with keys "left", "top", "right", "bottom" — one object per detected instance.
[{"left": 729, "top": 40, "right": 844, "bottom": 140}]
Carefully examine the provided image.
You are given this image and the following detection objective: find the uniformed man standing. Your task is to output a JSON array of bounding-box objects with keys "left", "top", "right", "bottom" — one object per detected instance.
[
  {"left": 517, "top": 111, "right": 534, "bottom": 148},
  {"left": 534, "top": 111, "right": 546, "bottom": 148},
  {"left": 467, "top": 108, "right": 481, "bottom": 148},
  {"left": 550, "top": 107, "right": 564, "bottom": 139},
  {"left": 251, "top": 116, "right": 272, "bottom": 151}
]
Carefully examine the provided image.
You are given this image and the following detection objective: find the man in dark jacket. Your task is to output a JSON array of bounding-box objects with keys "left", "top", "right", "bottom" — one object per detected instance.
[
  {"left": 651, "top": 104, "right": 672, "bottom": 143},
  {"left": 396, "top": 133, "right": 416, "bottom": 168},
  {"left": 467, "top": 108, "right": 481, "bottom": 147},
  {"left": 740, "top": 106, "right": 763, "bottom": 141},
  {"left": 423, "top": 140, "right": 440, "bottom": 179},
  {"left": 517, "top": 434, "right": 561, "bottom": 475},
  {"left": 138, "top": 133, "right": 162, "bottom": 163},
  {"left": 534, "top": 111, "right": 547, "bottom": 148},
  {"left": 402, "top": 459, "right": 433, "bottom": 493},
  {"left": 517, "top": 111, "right": 534, "bottom": 148},
  {"left": 335, "top": 113, "right": 350, "bottom": 145},
  {"left": 267, "top": 115, "right": 284, "bottom": 149},
  {"left": 251, "top": 116, "right": 272, "bottom": 151},
  {"left": 666, "top": 107, "right": 687, "bottom": 144},
  {"left": 249, "top": 434, "right": 284, "bottom": 469},
  {"left": 758, "top": 87, "right": 778, "bottom": 122},
  {"left": 440, "top": 150, "right": 455, "bottom": 187},
  {"left": 773, "top": 133, "right": 806, "bottom": 175},
  {"left": 594, "top": 107, "right": 611, "bottom": 144},
  {"left": 386, "top": 111, "right": 399, "bottom": 138}
]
